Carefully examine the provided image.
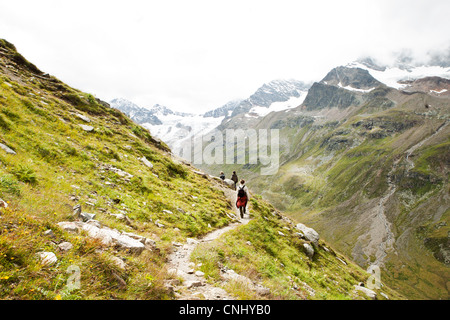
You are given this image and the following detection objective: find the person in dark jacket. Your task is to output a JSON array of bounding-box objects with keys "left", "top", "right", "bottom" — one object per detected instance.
[
  {"left": 236, "top": 179, "right": 249, "bottom": 219},
  {"left": 230, "top": 171, "right": 238, "bottom": 190},
  {"left": 219, "top": 171, "right": 225, "bottom": 180}
]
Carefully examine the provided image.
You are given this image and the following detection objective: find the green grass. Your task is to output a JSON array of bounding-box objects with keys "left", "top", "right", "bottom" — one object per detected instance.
[
  {"left": 0, "top": 49, "right": 237, "bottom": 299},
  {"left": 191, "top": 195, "right": 404, "bottom": 300}
]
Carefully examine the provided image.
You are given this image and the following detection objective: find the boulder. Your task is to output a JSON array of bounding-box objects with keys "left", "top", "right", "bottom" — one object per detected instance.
[
  {"left": 57, "top": 221, "right": 79, "bottom": 233},
  {"left": 354, "top": 285, "right": 377, "bottom": 300},
  {"left": 79, "top": 124, "right": 94, "bottom": 132},
  {"left": 109, "top": 255, "right": 127, "bottom": 270},
  {"left": 295, "top": 223, "right": 320, "bottom": 246},
  {"left": 80, "top": 212, "right": 96, "bottom": 222},
  {"left": 58, "top": 220, "right": 146, "bottom": 254},
  {"left": 303, "top": 243, "right": 315, "bottom": 258},
  {"left": 37, "top": 251, "right": 57, "bottom": 266},
  {"left": 58, "top": 242, "right": 73, "bottom": 252},
  {"left": 223, "top": 179, "right": 235, "bottom": 189},
  {"left": 113, "top": 234, "right": 145, "bottom": 254},
  {"left": 192, "top": 170, "right": 208, "bottom": 179}
]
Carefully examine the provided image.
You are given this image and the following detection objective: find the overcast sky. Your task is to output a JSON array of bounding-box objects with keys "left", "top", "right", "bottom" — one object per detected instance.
[{"left": 1, "top": 0, "right": 449, "bottom": 113}]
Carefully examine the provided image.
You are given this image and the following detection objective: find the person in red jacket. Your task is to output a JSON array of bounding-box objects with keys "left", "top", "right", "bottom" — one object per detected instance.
[{"left": 236, "top": 179, "right": 249, "bottom": 219}]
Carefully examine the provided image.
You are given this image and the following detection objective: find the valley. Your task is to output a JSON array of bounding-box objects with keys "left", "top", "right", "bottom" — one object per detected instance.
[{"left": 112, "top": 56, "right": 450, "bottom": 299}]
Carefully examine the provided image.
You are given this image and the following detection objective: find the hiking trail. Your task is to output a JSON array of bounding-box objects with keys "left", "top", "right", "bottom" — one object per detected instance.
[{"left": 165, "top": 183, "right": 252, "bottom": 300}]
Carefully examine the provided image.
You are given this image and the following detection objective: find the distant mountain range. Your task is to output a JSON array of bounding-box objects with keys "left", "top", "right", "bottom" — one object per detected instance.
[
  {"left": 110, "top": 79, "right": 312, "bottom": 152},
  {"left": 111, "top": 56, "right": 450, "bottom": 148}
]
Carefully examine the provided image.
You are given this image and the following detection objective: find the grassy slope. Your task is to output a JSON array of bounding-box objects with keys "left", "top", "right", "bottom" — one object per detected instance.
[
  {"left": 0, "top": 39, "right": 404, "bottom": 300},
  {"left": 0, "top": 39, "right": 233, "bottom": 299}
]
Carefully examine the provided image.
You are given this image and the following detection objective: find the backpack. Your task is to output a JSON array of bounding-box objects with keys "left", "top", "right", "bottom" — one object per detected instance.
[{"left": 237, "top": 185, "right": 246, "bottom": 198}]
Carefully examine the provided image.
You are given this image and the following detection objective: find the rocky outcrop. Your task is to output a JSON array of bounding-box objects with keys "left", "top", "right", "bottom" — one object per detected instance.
[
  {"left": 295, "top": 223, "right": 320, "bottom": 246},
  {"left": 320, "top": 66, "right": 382, "bottom": 90},
  {"left": 57, "top": 220, "right": 155, "bottom": 255},
  {"left": 303, "top": 82, "right": 359, "bottom": 110}
]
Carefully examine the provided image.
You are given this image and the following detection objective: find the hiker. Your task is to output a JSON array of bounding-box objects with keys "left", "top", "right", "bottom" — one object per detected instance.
[
  {"left": 219, "top": 171, "right": 225, "bottom": 180},
  {"left": 230, "top": 171, "right": 238, "bottom": 190},
  {"left": 236, "top": 179, "right": 249, "bottom": 219}
]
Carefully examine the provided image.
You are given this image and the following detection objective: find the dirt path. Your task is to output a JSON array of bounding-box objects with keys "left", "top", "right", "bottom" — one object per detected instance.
[{"left": 166, "top": 184, "right": 251, "bottom": 300}]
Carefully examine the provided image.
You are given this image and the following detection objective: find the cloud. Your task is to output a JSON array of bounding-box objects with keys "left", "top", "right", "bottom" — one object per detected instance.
[{"left": 1, "top": 0, "right": 449, "bottom": 113}]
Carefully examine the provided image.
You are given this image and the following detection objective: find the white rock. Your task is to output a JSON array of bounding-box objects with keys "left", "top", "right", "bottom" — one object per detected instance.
[
  {"left": 113, "top": 234, "right": 145, "bottom": 254},
  {"left": 58, "top": 242, "right": 73, "bottom": 252},
  {"left": 57, "top": 221, "right": 80, "bottom": 233},
  {"left": 223, "top": 179, "right": 235, "bottom": 188},
  {"left": 303, "top": 243, "right": 315, "bottom": 258},
  {"left": 76, "top": 113, "right": 91, "bottom": 123},
  {"left": 79, "top": 124, "right": 94, "bottom": 132},
  {"left": 110, "top": 256, "right": 127, "bottom": 270},
  {"left": 0, "top": 198, "right": 8, "bottom": 209},
  {"left": 354, "top": 285, "right": 377, "bottom": 300},
  {"left": 186, "top": 238, "right": 199, "bottom": 245},
  {"left": 139, "top": 156, "right": 153, "bottom": 169},
  {"left": 0, "top": 143, "right": 16, "bottom": 155},
  {"left": 195, "top": 270, "right": 205, "bottom": 277},
  {"left": 295, "top": 223, "right": 320, "bottom": 246},
  {"left": 37, "top": 252, "right": 57, "bottom": 266},
  {"left": 186, "top": 280, "right": 203, "bottom": 289}
]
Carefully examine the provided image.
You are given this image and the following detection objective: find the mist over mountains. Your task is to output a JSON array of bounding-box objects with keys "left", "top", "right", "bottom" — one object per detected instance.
[{"left": 110, "top": 52, "right": 450, "bottom": 155}]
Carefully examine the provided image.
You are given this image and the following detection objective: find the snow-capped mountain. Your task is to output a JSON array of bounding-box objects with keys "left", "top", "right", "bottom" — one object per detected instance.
[
  {"left": 203, "top": 99, "right": 243, "bottom": 118},
  {"left": 109, "top": 98, "right": 162, "bottom": 125},
  {"left": 346, "top": 57, "right": 450, "bottom": 91},
  {"left": 110, "top": 54, "right": 450, "bottom": 160},
  {"left": 110, "top": 79, "right": 311, "bottom": 156},
  {"left": 229, "top": 79, "right": 311, "bottom": 118},
  {"left": 109, "top": 98, "right": 225, "bottom": 155},
  {"left": 141, "top": 112, "right": 225, "bottom": 158}
]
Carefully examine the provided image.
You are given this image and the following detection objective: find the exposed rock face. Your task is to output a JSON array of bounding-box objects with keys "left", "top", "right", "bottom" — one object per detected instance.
[
  {"left": 321, "top": 67, "right": 382, "bottom": 90},
  {"left": 400, "top": 76, "right": 450, "bottom": 96},
  {"left": 303, "top": 82, "right": 359, "bottom": 110}
]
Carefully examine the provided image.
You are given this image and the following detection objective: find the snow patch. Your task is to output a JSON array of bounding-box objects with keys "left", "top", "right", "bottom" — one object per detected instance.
[
  {"left": 338, "top": 82, "right": 376, "bottom": 93},
  {"left": 347, "top": 62, "right": 450, "bottom": 89},
  {"left": 430, "top": 89, "right": 448, "bottom": 94},
  {"left": 248, "top": 93, "right": 308, "bottom": 117}
]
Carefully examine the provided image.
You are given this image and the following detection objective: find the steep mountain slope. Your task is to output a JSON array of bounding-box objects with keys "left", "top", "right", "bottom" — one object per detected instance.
[
  {"left": 0, "top": 39, "right": 403, "bottom": 300},
  {"left": 197, "top": 62, "right": 450, "bottom": 299}
]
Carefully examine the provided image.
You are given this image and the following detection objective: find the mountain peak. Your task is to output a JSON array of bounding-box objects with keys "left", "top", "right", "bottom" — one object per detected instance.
[{"left": 320, "top": 66, "right": 382, "bottom": 91}]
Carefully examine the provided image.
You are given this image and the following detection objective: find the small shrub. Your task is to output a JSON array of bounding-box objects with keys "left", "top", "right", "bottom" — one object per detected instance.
[{"left": 12, "top": 165, "right": 37, "bottom": 185}]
